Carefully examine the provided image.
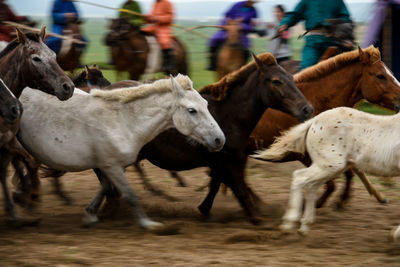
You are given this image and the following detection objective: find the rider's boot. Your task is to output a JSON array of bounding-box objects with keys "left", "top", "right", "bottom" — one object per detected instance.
[
  {"left": 162, "top": 48, "right": 176, "bottom": 75},
  {"left": 206, "top": 46, "right": 218, "bottom": 71}
]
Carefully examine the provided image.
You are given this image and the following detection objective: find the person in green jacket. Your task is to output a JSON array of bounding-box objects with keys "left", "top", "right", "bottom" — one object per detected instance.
[
  {"left": 119, "top": 0, "right": 143, "bottom": 27},
  {"left": 278, "top": 0, "right": 351, "bottom": 70}
]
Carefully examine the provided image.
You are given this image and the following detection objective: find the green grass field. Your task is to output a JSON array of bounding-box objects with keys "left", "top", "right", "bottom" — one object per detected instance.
[{"left": 37, "top": 18, "right": 392, "bottom": 115}]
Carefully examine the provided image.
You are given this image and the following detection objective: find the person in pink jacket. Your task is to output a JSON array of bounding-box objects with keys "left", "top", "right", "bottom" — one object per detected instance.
[{"left": 142, "top": 0, "right": 175, "bottom": 74}]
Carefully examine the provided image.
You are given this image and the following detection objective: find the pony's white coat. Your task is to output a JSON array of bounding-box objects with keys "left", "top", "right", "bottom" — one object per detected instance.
[
  {"left": 18, "top": 74, "right": 225, "bottom": 229},
  {"left": 254, "top": 107, "right": 400, "bottom": 235}
]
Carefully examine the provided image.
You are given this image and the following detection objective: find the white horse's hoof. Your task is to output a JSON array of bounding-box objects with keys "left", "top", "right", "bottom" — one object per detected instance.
[
  {"left": 82, "top": 211, "right": 99, "bottom": 227},
  {"left": 390, "top": 225, "right": 400, "bottom": 242},
  {"left": 279, "top": 221, "right": 297, "bottom": 233},
  {"left": 298, "top": 225, "right": 310, "bottom": 236},
  {"left": 140, "top": 218, "right": 163, "bottom": 230}
]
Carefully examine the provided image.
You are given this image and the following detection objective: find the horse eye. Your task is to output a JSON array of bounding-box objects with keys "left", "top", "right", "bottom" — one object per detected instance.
[
  {"left": 376, "top": 74, "right": 386, "bottom": 80},
  {"left": 187, "top": 108, "right": 197, "bottom": 114},
  {"left": 272, "top": 79, "right": 282, "bottom": 85},
  {"left": 32, "top": 56, "right": 42, "bottom": 63}
]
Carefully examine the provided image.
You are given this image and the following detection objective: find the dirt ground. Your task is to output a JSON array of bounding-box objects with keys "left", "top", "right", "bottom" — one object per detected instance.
[{"left": 1, "top": 159, "right": 400, "bottom": 266}]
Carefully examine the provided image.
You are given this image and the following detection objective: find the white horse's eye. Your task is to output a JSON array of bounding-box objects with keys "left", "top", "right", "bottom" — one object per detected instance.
[{"left": 187, "top": 108, "right": 197, "bottom": 114}]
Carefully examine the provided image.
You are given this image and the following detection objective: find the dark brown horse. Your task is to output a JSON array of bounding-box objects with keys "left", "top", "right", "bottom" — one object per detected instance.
[
  {"left": 93, "top": 53, "right": 313, "bottom": 224},
  {"left": 0, "top": 27, "right": 74, "bottom": 223},
  {"left": 105, "top": 18, "right": 187, "bottom": 80},
  {"left": 56, "top": 21, "right": 84, "bottom": 72}
]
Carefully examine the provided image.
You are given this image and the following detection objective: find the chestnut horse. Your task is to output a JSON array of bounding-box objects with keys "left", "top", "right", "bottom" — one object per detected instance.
[
  {"left": 105, "top": 18, "right": 187, "bottom": 80},
  {"left": 71, "top": 65, "right": 111, "bottom": 92},
  {"left": 0, "top": 27, "right": 74, "bottom": 224},
  {"left": 97, "top": 53, "right": 313, "bottom": 224},
  {"left": 248, "top": 46, "right": 400, "bottom": 209}
]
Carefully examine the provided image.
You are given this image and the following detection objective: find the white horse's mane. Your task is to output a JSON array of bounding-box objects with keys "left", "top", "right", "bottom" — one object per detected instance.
[{"left": 91, "top": 74, "right": 193, "bottom": 103}]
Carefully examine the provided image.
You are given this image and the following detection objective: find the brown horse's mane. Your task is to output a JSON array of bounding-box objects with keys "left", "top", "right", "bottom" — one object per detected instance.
[
  {"left": 199, "top": 52, "right": 277, "bottom": 101},
  {"left": 294, "top": 46, "right": 380, "bottom": 83},
  {"left": 0, "top": 32, "right": 41, "bottom": 59}
]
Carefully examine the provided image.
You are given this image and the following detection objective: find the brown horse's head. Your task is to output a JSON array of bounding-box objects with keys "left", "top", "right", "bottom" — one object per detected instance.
[
  {"left": 10, "top": 27, "right": 74, "bottom": 100},
  {"left": 105, "top": 18, "right": 139, "bottom": 46},
  {"left": 252, "top": 53, "right": 313, "bottom": 122},
  {"left": 358, "top": 46, "right": 400, "bottom": 111},
  {"left": 85, "top": 65, "right": 111, "bottom": 88},
  {"left": 0, "top": 78, "right": 22, "bottom": 123}
]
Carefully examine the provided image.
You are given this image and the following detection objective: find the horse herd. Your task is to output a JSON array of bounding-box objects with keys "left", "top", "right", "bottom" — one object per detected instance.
[{"left": 1, "top": 27, "right": 400, "bottom": 242}]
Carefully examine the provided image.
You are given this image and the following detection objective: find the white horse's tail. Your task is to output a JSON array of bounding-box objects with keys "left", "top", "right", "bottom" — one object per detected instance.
[{"left": 252, "top": 118, "right": 314, "bottom": 161}]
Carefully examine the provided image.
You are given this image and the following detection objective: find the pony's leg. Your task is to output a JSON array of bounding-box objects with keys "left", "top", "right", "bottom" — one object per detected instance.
[
  {"left": 281, "top": 165, "right": 331, "bottom": 232},
  {"left": 52, "top": 176, "right": 73, "bottom": 205},
  {"left": 101, "top": 166, "right": 163, "bottom": 230},
  {"left": 352, "top": 168, "right": 387, "bottom": 204},
  {"left": 169, "top": 171, "right": 187, "bottom": 187},
  {"left": 390, "top": 225, "right": 400, "bottom": 242},
  {"left": 299, "top": 180, "right": 326, "bottom": 235}
]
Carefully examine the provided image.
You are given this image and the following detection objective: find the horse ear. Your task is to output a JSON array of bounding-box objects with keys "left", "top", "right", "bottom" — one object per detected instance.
[
  {"left": 252, "top": 52, "right": 264, "bottom": 70},
  {"left": 170, "top": 75, "right": 184, "bottom": 98},
  {"left": 16, "top": 28, "right": 28, "bottom": 44},
  {"left": 39, "top": 26, "right": 46, "bottom": 40},
  {"left": 358, "top": 46, "right": 370, "bottom": 64}
]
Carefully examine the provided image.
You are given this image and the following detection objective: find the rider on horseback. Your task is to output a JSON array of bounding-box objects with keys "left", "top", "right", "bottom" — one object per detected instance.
[
  {"left": 0, "top": 0, "right": 34, "bottom": 42},
  {"left": 142, "top": 0, "right": 175, "bottom": 75},
  {"left": 46, "top": 0, "right": 87, "bottom": 55},
  {"left": 207, "top": 0, "right": 259, "bottom": 71},
  {"left": 119, "top": 0, "right": 143, "bottom": 28},
  {"left": 278, "top": 0, "right": 351, "bottom": 70}
]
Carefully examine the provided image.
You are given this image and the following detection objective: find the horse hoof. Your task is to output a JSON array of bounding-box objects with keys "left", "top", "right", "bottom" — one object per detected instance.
[
  {"left": 298, "top": 225, "right": 310, "bottom": 236},
  {"left": 279, "top": 222, "right": 297, "bottom": 233},
  {"left": 5, "top": 216, "right": 41, "bottom": 228},
  {"left": 82, "top": 211, "right": 99, "bottom": 228},
  {"left": 12, "top": 191, "right": 30, "bottom": 208},
  {"left": 197, "top": 204, "right": 211, "bottom": 216},
  {"left": 335, "top": 201, "right": 345, "bottom": 211},
  {"left": 249, "top": 216, "right": 267, "bottom": 225},
  {"left": 390, "top": 226, "right": 400, "bottom": 242},
  {"left": 140, "top": 218, "right": 163, "bottom": 230},
  {"left": 381, "top": 198, "right": 389, "bottom": 204}
]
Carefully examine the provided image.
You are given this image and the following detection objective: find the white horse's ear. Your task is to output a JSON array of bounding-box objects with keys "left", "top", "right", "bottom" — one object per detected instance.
[
  {"left": 170, "top": 75, "right": 184, "bottom": 98},
  {"left": 16, "top": 28, "right": 28, "bottom": 44}
]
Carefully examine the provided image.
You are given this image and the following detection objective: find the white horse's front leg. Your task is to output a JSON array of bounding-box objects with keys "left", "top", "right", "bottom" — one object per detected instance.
[
  {"left": 390, "top": 225, "right": 400, "bottom": 242},
  {"left": 299, "top": 182, "right": 323, "bottom": 235},
  {"left": 101, "top": 165, "right": 163, "bottom": 230}
]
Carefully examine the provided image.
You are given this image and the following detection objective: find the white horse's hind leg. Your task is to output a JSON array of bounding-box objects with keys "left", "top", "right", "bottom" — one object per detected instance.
[
  {"left": 281, "top": 165, "right": 333, "bottom": 233},
  {"left": 101, "top": 166, "right": 163, "bottom": 230},
  {"left": 299, "top": 180, "right": 327, "bottom": 235}
]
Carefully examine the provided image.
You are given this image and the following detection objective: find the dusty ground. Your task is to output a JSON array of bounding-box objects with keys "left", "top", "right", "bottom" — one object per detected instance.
[{"left": 1, "top": 159, "right": 400, "bottom": 266}]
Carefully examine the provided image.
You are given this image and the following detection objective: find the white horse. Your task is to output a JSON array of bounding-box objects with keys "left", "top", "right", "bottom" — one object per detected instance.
[
  {"left": 253, "top": 106, "right": 400, "bottom": 237},
  {"left": 18, "top": 74, "right": 225, "bottom": 230}
]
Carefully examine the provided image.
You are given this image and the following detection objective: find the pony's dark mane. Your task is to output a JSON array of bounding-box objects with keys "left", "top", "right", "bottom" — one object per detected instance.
[
  {"left": 0, "top": 32, "right": 41, "bottom": 59},
  {"left": 199, "top": 52, "right": 277, "bottom": 101}
]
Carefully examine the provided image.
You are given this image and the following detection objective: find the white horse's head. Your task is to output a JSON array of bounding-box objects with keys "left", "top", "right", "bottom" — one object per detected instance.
[{"left": 170, "top": 75, "right": 225, "bottom": 152}]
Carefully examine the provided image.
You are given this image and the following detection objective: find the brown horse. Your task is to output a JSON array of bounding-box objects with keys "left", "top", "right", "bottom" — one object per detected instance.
[
  {"left": 0, "top": 27, "right": 74, "bottom": 224},
  {"left": 105, "top": 18, "right": 187, "bottom": 80},
  {"left": 71, "top": 65, "right": 111, "bottom": 92},
  {"left": 247, "top": 46, "right": 400, "bottom": 209},
  {"left": 56, "top": 21, "right": 84, "bottom": 72}
]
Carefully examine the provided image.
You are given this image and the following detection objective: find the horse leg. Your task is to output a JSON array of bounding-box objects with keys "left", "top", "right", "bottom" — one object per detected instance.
[
  {"left": 352, "top": 168, "right": 387, "bottom": 204},
  {"left": 100, "top": 165, "right": 162, "bottom": 229},
  {"left": 0, "top": 152, "right": 17, "bottom": 220},
  {"left": 134, "top": 162, "right": 178, "bottom": 201},
  {"left": 169, "top": 171, "right": 187, "bottom": 187},
  {"left": 335, "top": 170, "right": 353, "bottom": 209},
  {"left": 11, "top": 158, "right": 31, "bottom": 208},
  {"left": 316, "top": 180, "right": 336, "bottom": 208},
  {"left": 52, "top": 176, "right": 73, "bottom": 205},
  {"left": 198, "top": 176, "right": 221, "bottom": 216}
]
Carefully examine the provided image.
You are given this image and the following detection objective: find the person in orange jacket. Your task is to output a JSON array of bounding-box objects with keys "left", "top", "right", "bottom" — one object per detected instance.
[{"left": 142, "top": 0, "right": 175, "bottom": 74}]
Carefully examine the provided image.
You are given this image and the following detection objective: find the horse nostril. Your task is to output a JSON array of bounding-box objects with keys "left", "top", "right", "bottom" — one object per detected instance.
[
  {"left": 303, "top": 105, "right": 313, "bottom": 116},
  {"left": 62, "top": 83, "right": 72, "bottom": 94},
  {"left": 215, "top": 138, "right": 221, "bottom": 146},
  {"left": 11, "top": 105, "right": 20, "bottom": 117}
]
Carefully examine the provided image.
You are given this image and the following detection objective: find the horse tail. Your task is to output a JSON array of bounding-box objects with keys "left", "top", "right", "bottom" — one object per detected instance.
[{"left": 252, "top": 118, "right": 314, "bottom": 161}]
